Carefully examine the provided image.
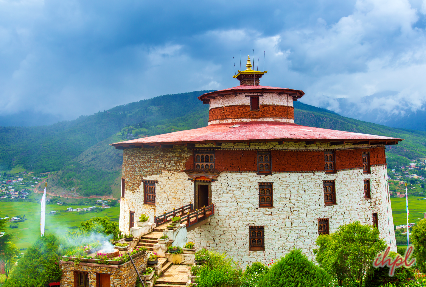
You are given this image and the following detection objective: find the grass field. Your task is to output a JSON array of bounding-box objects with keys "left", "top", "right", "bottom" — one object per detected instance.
[
  {"left": 0, "top": 202, "right": 119, "bottom": 250},
  {"left": 391, "top": 196, "right": 426, "bottom": 226}
]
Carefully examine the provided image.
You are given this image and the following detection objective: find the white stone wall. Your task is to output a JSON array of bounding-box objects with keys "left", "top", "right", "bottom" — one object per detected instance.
[
  {"left": 209, "top": 93, "right": 293, "bottom": 109},
  {"left": 187, "top": 165, "right": 396, "bottom": 267},
  {"left": 119, "top": 171, "right": 194, "bottom": 233}
]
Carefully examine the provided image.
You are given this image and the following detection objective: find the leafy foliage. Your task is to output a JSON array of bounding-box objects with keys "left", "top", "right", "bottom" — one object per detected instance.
[
  {"left": 194, "top": 249, "right": 242, "bottom": 287},
  {"left": 314, "top": 221, "right": 386, "bottom": 286},
  {"left": 364, "top": 251, "right": 416, "bottom": 287},
  {"left": 0, "top": 218, "right": 18, "bottom": 279},
  {"left": 259, "top": 249, "right": 332, "bottom": 287},
  {"left": 69, "top": 216, "right": 120, "bottom": 241},
  {"left": 411, "top": 218, "right": 426, "bottom": 273},
  {"left": 4, "top": 234, "right": 62, "bottom": 287},
  {"left": 241, "top": 262, "right": 269, "bottom": 287}
]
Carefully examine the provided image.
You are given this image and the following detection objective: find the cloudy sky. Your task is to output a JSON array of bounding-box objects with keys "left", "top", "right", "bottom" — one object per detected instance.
[{"left": 1, "top": 0, "right": 426, "bottom": 126}]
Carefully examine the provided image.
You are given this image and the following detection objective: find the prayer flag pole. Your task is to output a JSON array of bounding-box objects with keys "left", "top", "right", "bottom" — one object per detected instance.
[
  {"left": 40, "top": 182, "right": 46, "bottom": 236},
  {"left": 405, "top": 182, "right": 409, "bottom": 247}
]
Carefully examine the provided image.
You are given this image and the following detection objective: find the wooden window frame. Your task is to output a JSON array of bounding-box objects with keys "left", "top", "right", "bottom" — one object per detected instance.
[
  {"left": 363, "top": 152, "right": 370, "bottom": 174},
  {"left": 143, "top": 180, "right": 157, "bottom": 205},
  {"left": 250, "top": 96, "right": 260, "bottom": 111},
  {"left": 323, "top": 180, "right": 336, "bottom": 206},
  {"left": 249, "top": 226, "right": 265, "bottom": 251},
  {"left": 257, "top": 151, "right": 271, "bottom": 175},
  {"left": 373, "top": 212, "right": 378, "bottom": 229},
  {"left": 121, "top": 178, "right": 125, "bottom": 198},
  {"left": 129, "top": 211, "right": 135, "bottom": 231},
  {"left": 259, "top": 182, "right": 273, "bottom": 208},
  {"left": 74, "top": 271, "right": 89, "bottom": 287},
  {"left": 318, "top": 218, "right": 329, "bottom": 235},
  {"left": 194, "top": 150, "right": 215, "bottom": 172},
  {"left": 324, "top": 151, "right": 336, "bottom": 173},
  {"left": 364, "top": 179, "right": 371, "bottom": 199}
]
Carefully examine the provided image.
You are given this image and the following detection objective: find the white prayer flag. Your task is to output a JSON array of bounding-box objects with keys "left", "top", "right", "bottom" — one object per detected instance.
[{"left": 40, "top": 186, "right": 46, "bottom": 236}]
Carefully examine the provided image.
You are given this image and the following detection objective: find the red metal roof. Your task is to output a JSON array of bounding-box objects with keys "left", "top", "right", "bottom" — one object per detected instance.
[
  {"left": 198, "top": 85, "right": 305, "bottom": 103},
  {"left": 111, "top": 122, "right": 401, "bottom": 148}
]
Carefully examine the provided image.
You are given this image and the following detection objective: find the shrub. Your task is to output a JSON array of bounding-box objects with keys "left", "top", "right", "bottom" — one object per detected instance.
[
  {"left": 196, "top": 249, "right": 242, "bottom": 287},
  {"left": 241, "top": 262, "right": 269, "bottom": 287},
  {"left": 364, "top": 251, "right": 416, "bottom": 287},
  {"left": 139, "top": 214, "right": 149, "bottom": 222},
  {"left": 167, "top": 246, "right": 183, "bottom": 254},
  {"left": 172, "top": 216, "right": 181, "bottom": 223},
  {"left": 314, "top": 221, "right": 386, "bottom": 286},
  {"left": 185, "top": 242, "right": 195, "bottom": 249},
  {"left": 411, "top": 218, "right": 426, "bottom": 273},
  {"left": 159, "top": 235, "right": 168, "bottom": 240},
  {"left": 195, "top": 248, "right": 210, "bottom": 261},
  {"left": 4, "top": 234, "right": 62, "bottom": 287},
  {"left": 259, "top": 249, "right": 332, "bottom": 287}
]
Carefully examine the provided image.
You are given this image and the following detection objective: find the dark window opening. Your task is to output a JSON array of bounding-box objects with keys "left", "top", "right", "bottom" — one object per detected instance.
[
  {"left": 250, "top": 96, "right": 260, "bottom": 111},
  {"left": 143, "top": 180, "right": 157, "bottom": 205},
  {"left": 74, "top": 271, "right": 89, "bottom": 287},
  {"left": 249, "top": 226, "right": 265, "bottom": 251},
  {"left": 129, "top": 211, "right": 135, "bottom": 231},
  {"left": 363, "top": 152, "right": 370, "bottom": 173},
  {"left": 259, "top": 183, "right": 273, "bottom": 208},
  {"left": 373, "top": 213, "right": 378, "bottom": 229},
  {"left": 364, "top": 180, "right": 371, "bottom": 199},
  {"left": 323, "top": 181, "right": 336, "bottom": 205},
  {"left": 318, "top": 218, "right": 329, "bottom": 235},
  {"left": 257, "top": 151, "right": 271, "bottom": 174},
  {"left": 121, "top": 178, "right": 125, "bottom": 198},
  {"left": 325, "top": 151, "right": 335, "bottom": 173},
  {"left": 194, "top": 150, "right": 215, "bottom": 171}
]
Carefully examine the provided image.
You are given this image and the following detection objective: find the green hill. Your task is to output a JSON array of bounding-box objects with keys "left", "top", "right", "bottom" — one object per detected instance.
[{"left": 1, "top": 92, "right": 426, "bottom": 197}]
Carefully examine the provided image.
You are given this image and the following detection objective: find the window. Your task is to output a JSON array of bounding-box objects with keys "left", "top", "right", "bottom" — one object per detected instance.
[
  {"left": 373, "top": 213, "right": 378, "bottom": 229},
  {"left": 323, "top": 181, "right": 336, "bottom": 205},
  {"left": 257, "top": 151, "right": 271, "bottom": 174},
  {"left": 74, "top": 271, "right": 89, "bottom": 287},
  {"left": 259, "top": 183, "right": 273, "bottom": 208},
  {"left": 250, "top": 96, "right": 260, "bottom": 111},
  {"left": 364, "top": 180, "right": 371, "bottom": 199},
  {"left": 121, "top": 178, "right": 125, "bottom": 198},
  {"left": 129, "top": 211, "right": 135, "bottom": 231},
  {"left": 324, "top": 151, "right": 335, "bottom": 173},
  {"left": 318, "top": 218, "right": 329, "bottom": 235},
  {"left": 195, "top": 151, "right": 215, "bottom": 171},
  {"left": 249, "top": 226, "right": 265, "bottom": 251},
  {"left": 362, "top": 152, "right": 370, "bottom": 173},
  {"left": 143, "top": 180, "right": 157, "bottom": 205}
]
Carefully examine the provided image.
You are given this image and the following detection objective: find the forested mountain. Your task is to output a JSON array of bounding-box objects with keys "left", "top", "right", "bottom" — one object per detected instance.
[{"left": 1, "top": 91, "right": 425, "bottom": 197}]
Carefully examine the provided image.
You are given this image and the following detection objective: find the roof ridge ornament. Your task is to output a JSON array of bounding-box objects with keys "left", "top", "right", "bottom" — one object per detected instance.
[{"left": 233, "top": 55, "right": 267, "bottom": 86}]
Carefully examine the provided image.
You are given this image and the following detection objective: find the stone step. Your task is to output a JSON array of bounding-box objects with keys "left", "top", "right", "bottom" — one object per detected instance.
[
  {"left": 139, "top": 239, "right": 158, "bottom": 244},
  {"left": 155, "top": 281, "right": 187, "bottom": 285},
  {"left": 138, "top": 242, "right": 155, "bottom": 247},
  {"left": 161, "top": 261, "right": 173, "bottom": 274}
]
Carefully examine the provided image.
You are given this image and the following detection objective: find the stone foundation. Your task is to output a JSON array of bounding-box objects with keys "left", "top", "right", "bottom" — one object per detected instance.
[{"left": 59, "top": 252, "right": 147, "bottom": 287}]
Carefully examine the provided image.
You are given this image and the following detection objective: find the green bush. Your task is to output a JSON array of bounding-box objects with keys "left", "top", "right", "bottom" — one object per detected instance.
[
  {"left": 259, "top": 249, "right": 332, "bottom": 287},
  {"left": 364, "top": 250, "right": 416, "bottom": 287},
  {"left": 4, "top": 234, "right": 62, "bottom": 287},
  {"left": 196, "top": 249, "right": 242, "bottom": 287},
  {"left": 139, "top": 214, "right": 149, "bottom": 222},
  {"left": 314, "top": 221, "right": 386, "bottom": 286},
  {"left": 241, "top": 262, "right": 269, "bottom": 287},
  {"left": 411, "top": 218, "right": 426, "bottom": 273}
]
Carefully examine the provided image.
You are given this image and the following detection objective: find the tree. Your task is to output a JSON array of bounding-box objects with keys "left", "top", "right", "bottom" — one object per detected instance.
[
  {"left": 0, "top": 218, "right": 18, "bottom": 279},
  {"left": 4, "top": 234, "right": 62, "bottom": 287},
  {"left": 314, "top": 221, "right": 386, "bottom": 286},
  {"left": 259, "top": 249, "right": 332, "bottom": 287},
  {"left": 69, "top": 216, "right": 120, "bottom": 240},
  {"left": 411, "top": 218, "right": 426, "bottom": 273}
]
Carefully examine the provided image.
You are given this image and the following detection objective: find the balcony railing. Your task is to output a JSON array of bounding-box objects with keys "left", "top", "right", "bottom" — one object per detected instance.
[
  {"left": 154, "top": 204, "right": 193, "bottom": 225},
  {"left": 181, "top": 204, "right": 214, "bottom": 228}
]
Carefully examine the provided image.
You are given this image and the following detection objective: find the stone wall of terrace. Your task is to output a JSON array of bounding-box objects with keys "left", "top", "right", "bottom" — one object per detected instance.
[{"left": 60, "top": 251, "right": 147, "bottom": 287}]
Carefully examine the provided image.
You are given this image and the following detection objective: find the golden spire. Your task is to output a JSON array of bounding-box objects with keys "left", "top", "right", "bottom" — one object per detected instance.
[{"left": 246, "top": 55, "right": 253, "bottom": 70}]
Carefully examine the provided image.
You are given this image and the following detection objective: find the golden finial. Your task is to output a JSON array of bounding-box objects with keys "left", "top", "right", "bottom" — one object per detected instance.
[{"left": 246, "top": 56, "right": 253, "bottom": 70}]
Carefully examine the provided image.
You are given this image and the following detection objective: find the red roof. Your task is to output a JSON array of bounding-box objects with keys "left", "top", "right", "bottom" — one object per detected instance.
[
  {"left": 111, "top": 122, "right": 401, "bottom": 148},
  {"left": 198, "top": 85, "right": 304, "bottom": 103}
]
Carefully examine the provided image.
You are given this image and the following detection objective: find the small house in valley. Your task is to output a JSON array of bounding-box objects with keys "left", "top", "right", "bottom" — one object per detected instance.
[{"left": 112, "top": 56, "right": 401, "bottom": 265}]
